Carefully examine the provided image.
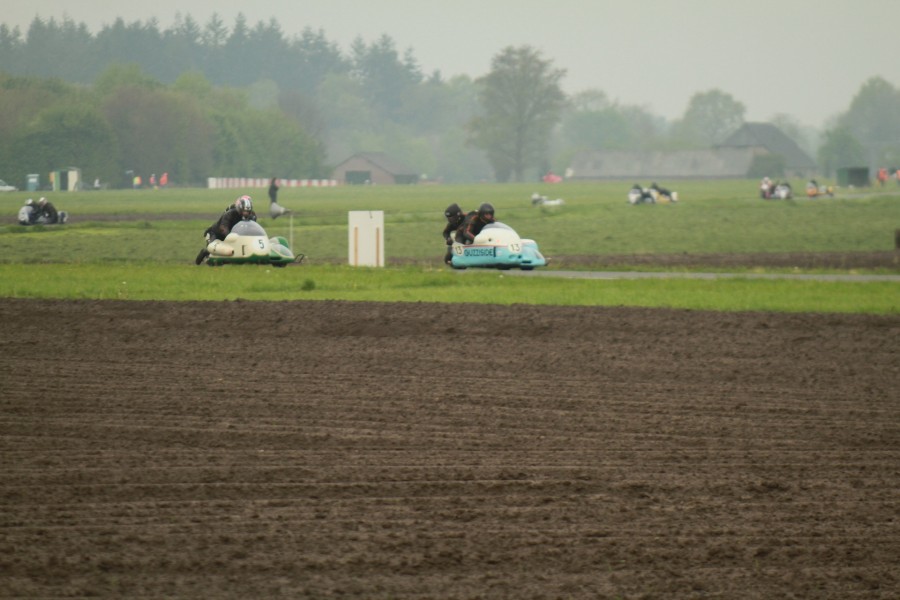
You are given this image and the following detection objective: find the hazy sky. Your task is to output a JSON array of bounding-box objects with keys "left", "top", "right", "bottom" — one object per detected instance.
[{"left": 5, "top": 0, "right": 898, "bottom": 128}]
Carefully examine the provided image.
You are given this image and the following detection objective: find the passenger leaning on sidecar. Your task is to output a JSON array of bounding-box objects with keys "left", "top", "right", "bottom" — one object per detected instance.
[
  {"left": 18, "top": 199, "right": 38, "bottom": 225},
  {"left": 458, "top": 203, "right": 495, "bottom": 244},
  {"left": 442, "top": 203, "right": 467, "bottom": 264},
  {"left": 195, "top": 195, "right": 258, "bottom": 265}
]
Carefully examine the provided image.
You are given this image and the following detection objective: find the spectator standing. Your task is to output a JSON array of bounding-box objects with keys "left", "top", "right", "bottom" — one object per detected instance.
[{"left": 268, "top": 177, "right": 280, "bottom": 204}]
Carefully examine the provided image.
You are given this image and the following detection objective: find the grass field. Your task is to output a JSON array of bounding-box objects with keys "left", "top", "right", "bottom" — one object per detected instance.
[{"left": 1, "top": 180, "right": 898, "bottom": 313}]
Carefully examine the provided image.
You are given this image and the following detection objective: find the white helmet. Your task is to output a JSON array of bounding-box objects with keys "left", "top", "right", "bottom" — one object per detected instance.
[{"left": 234, "top": 195, "right": 253, "bottom": 219}]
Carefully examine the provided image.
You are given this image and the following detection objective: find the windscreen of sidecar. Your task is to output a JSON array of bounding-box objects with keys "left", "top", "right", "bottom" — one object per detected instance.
[
  {"left": 231, "top": 220, "right": 266, "bottom": 236},
  {"left": 482, "top": 222, "right": 513, "bottom": 233}
]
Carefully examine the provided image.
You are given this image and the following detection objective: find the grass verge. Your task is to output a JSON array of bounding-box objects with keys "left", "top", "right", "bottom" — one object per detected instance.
[{"left": 1, "top": 263, "right": 896, "bottom": 314}]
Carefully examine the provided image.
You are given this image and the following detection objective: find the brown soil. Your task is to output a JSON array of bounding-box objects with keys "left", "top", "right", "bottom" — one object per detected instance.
[{"left": 1, "top": 299, "right": 898, "bottom": 598}]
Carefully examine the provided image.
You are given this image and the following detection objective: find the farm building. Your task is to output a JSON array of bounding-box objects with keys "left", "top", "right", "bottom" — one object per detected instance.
[
  {"left": 331, "top": 152, "right": 419, "bottom": 185},
  {"left": 568, "top": 122, "right": 817, "bottom": 180},
  {"left": 569, "top": 147, "right": 761, "bottom": 180},
  {"left": 718, "top": 122, "right": 817, "bottom": 178}
]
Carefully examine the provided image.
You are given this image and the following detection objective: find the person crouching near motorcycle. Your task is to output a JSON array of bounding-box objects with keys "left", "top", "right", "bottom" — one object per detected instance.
[
  {"left": 195, "top": 195, "right": 258, "bottom": 264},
  {"left": 442, "top": 203, "right": 467, "bottom": 264},
  {"left": 458, "top": 203, "right": 495, "bottom": 245},
  {"left": 650, "top": 182, "right": 677, "bottom": 203},
  {"left": 36, "top": 197, "right": 65, "bottom": 224}
]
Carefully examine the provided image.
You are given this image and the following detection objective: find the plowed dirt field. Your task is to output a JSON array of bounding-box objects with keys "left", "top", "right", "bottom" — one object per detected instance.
[{"left": 1, "top": 299, "right": 898, "bottom": 598}]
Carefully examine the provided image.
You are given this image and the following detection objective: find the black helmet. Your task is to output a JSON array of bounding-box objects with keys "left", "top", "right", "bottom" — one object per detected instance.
[
  {"left": 444, "top": 203, "right": 462, "bottom": 220},
  {"left": 478, "top": 202, "right": 494, "bottom": 222}
]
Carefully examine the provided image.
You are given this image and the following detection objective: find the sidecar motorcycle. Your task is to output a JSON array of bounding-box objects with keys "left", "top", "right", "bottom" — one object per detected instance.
[
  {"left": 201, "top": 220, "right": 302, "bottom": 267},
  {"left": 450, "top": 222, "right": 548, "bottom": 270}
]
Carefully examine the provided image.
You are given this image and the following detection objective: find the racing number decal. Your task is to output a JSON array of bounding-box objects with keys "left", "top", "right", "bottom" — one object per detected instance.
[
  {"left": 510, "top": 243, "right": 521, "bottom": 253},
  {"left": 240, "top": 240, "right": 265, "bottom": 256}
]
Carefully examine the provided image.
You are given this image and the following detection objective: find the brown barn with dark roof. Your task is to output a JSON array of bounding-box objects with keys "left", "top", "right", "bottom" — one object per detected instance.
[{"left": 332, "top": 152, "right": 419, "bottom": 185}]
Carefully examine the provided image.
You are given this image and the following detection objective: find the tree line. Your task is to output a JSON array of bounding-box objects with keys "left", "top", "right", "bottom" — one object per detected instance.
[{"left": 1, "top": 13, "right": 898, "bottom": 187}]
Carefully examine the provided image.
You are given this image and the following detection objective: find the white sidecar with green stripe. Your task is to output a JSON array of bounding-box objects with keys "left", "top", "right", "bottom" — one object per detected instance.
[{"left": 205, "top": 220, "right": 300, "bottom": 267}]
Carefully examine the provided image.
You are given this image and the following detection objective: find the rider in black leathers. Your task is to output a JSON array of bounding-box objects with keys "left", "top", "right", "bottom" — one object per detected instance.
[
  {"left": 442, "top": 203, "right": 467, "bottom": 264},
  {"left": 459, "top": 203, "right": 495, "bottom": 245},
  {"left": 195, "top": 195, "right": 258, "bottom": 265}
]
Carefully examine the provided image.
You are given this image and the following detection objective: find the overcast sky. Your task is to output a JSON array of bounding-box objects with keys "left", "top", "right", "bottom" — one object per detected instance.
[{"left": 5, "top": 0, "right": 898, "bottom": 128}]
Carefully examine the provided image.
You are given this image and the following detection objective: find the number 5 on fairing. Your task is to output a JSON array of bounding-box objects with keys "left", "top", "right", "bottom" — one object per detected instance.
[{"left": 202, "top": 219, "right": 303, "bottom": 267}]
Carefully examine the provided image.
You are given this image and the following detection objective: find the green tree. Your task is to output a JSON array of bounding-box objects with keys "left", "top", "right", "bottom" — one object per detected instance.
[
  {"left": 282, "top": 28, "right": 348, "bottom": 93},
  {"left": 93, "top": 18, "right": 165, "bottom": 82},
  {"left": 19, "top": 17, "right": 95, "bottom": 82},
  {"left": 9, "top": 102, "right": 120, "bottom": 185},
  {"left": 817, "top": 128, "right": 866, "bottom": 177},
  {"left": 93, "top": 63, "right": 161, "bottom": 97},
  {"left": 204, "top": 88, "right": 326, "bottom": 179},
  {"left": 163, "top": 14, "right": 204, "bottom": 75},
  {"left": 0, "top": 75, "right": 87, "bottom": 184},
  {"left": 839, "top": 77, "right": 900, "bottom": 144},
  {"left": 315, "top": 72, "right": 375, "bottom": 161},
  {"left": 172, "top": 70, "right": 214, "bottom": 98},
  {"left": 200, "top": 13, "right": 229, "bottom": 83},
  {"left": 350, "top": 35, "right": 422, "bottom": 121},
  {"left": 671, "top": 89, "right": 745, "bottom": 147},
  {"left": 102, "top": 86, "right": 213, "bottom": 186},
  {"left": 836, "top": 77, "right": 900, "bottom": 168},
  {"left": 559, "top": 98, "right": 661, "bottom": 153},
  {"left": 0, "top": 24, "right": 24, "bottom": 70},
  {"left": 468, "top": 45, "right": 567, "bottom": 182}
]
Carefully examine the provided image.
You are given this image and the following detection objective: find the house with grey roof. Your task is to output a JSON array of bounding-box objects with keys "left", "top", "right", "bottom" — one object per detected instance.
[
  {"left": 718, "top": 122, "right": 817, "bottom": 178},
  {"left": 568, "top": 122, "right": 817, "bottom": 180}
]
